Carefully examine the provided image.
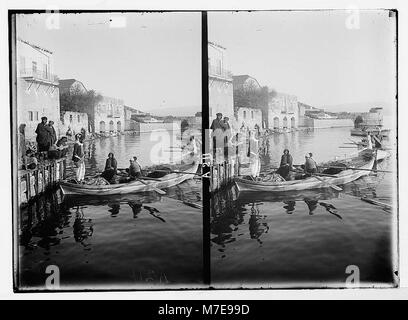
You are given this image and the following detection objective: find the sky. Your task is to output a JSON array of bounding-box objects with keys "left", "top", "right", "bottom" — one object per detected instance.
[
  {"left": 16, "top": 12, "right": 201, "bottom": 116},
  {"left": 209, "top": 10, "right": 397, "bottom": 113}
]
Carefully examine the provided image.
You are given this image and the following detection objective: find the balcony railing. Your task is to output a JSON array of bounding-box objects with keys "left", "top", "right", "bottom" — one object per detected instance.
[
  {"left": 209, "top": 65, "right": 233, "bottom": 80},
  {"left": 19, "top": 68, "right": 58, "bottom": 83}
]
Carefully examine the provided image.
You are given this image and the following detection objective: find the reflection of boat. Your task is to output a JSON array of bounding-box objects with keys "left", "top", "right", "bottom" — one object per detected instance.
[
  {"left": 60, "top": 161, "right": 199, "bottom": 195},
  {"left": 62, "top": 192, "right": 161, "bottom": 207},
  {"left": 235, "top": 188, "right": 340, "bottom": 203},
  {"left": 235, "top": 155, "right": 375, "bottom": 193}
]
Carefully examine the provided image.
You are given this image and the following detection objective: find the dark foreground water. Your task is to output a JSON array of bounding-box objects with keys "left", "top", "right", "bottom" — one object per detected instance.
[
  {"left": 18, "top": 132, "right": 203, "bottom": 290},
  {"left": 211, "top": 127, "right": 397, "bottom": 288}
]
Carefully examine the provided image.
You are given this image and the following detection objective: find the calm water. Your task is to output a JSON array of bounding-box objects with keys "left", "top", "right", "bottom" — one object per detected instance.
[
  {"left": 211, "top": 127, "right": 397, "bottom": 288},
  {"left": 18, "top": 132, "right": 203, "bottom": 290}
]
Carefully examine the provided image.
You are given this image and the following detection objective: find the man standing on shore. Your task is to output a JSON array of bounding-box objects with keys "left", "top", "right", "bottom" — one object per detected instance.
[
  {"left": 210, "top": 112, "right": 226, "bottom": 158},
  {"left": 48, "top": 120, "right": 57, "bottom": 146},
  {"left": 35, "top": 116, "right": 50, "bottom": 152}
]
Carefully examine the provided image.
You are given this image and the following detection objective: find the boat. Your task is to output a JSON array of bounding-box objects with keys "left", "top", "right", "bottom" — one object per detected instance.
[
  {"left": 350, "top": 127, "right": 390, "bottom": 137},
  {"left": 235, "top": 153, "right": 377, "bottom": 193},
  {"left": 60, "top": 160, "right": 200, "bottom": 195}
]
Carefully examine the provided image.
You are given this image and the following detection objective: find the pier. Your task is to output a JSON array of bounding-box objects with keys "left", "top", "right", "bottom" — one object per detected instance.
[{"left": 17, "top": 157, "right": 67, "bottom": 207}]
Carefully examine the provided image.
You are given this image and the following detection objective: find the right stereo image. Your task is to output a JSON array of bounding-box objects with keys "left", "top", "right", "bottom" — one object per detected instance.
[{"left": 208, "top": 10, "right": 398, "bottom": 288}]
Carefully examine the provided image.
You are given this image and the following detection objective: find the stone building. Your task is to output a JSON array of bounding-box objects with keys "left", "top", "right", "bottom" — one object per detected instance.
[
  {"left": 232, "top": 75, "right": 266, "bottom": 130},
  {"left": 235, "top": 107, "right": 263, "bottom": 130},
  {"left": 58, "top": 78, "right": 89, "bottom": 135},
  {"left": 124, "top": 105, "right": 140, "bottom": 131},
  {"left": 60, "top": 111, "right": 89, "bottom": 137},
  {"left": 208, "top": 41, "right": 234, "bottom": 123},
  {"left": 16, "top": 38, "right": 60, "bottom": 140},
  {"left": 95, "top": 96, "right": 125, "bottom": 133},
  {"left": 268, "top": 92, "right": 298, "bottom": 130}
]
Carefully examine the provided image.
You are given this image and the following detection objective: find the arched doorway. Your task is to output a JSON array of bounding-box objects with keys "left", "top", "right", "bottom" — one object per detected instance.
[
  {"left": 273, "top": 117, "right": 279, "bottom": 129},
  {"left": 291, "top": 117, "right": 296, "bottom": 129},
  {"left": 109, "top": 120, "right": 114, "bottom": 132},
  {"left": 283, "top": 117, "right": 288, "bottom": 129},
  {"left": 99, "top": 121, "right": 105, "bottom": 132},
  {"left": 117, "top": 121, "right": 122, "bottom": 132}
]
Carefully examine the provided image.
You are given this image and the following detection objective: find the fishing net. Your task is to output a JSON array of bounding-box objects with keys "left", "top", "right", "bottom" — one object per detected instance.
[
  {"left": 259, "top": 173, "right": 285, "bottom": 182},
  {"left": 83, "top": 177, "right": 110, "bottom": 186}
]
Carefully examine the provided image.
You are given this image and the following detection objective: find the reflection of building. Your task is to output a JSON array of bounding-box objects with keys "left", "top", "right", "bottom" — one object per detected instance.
[
  {"left": 95, "top": 96, "right": 125, "bottom": 133},
  {"left": 268, "top": 92, "right": 298, "bottom": 130},
  {"left": 17, "top": 38, "right": 60, "bottom": 140},
  {"left": 208, "top": 42, "right": 234, "bottom": 122}
]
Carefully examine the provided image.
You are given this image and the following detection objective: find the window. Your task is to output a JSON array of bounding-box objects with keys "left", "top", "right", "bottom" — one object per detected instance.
[
  {"left": 78, "top": 115, "right": 80, "bottom": 123},
  {"left": 243, "top": 110, "right": 247, "bottom": 119},
  {"left": 69, "top": 115, "right": 73, "bottom": 122},
  {"left": 28, "top": 111, "right": 33, "bottom": 121},
  {"left": 35, "top": 111, "right": 39, "bottom": 121},
  {"left": 44, "top": 63, "right": 48, "bottom": 79},
  {"left": 251, "top": 111, "right": 254, "bottom": 119},
  {"left": 32, "top": 61, "right": 37, "bottom": 74}
]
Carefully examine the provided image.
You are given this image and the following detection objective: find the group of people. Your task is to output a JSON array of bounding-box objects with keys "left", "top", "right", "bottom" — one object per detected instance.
[
  {"left": 99, "top": 153, "right": 142, "bottom": 184},
  {"left": 210, "top": 112, "right": 231, "bottom": 158},
  {"left": 35, "top": 117, "right": 58, "bottom": 153},
  {"left": 34, "top": 116, "right": 69, "bottom": 160},
  {"left": 276, "top": 149, "right": 318, "bottom": 181}
]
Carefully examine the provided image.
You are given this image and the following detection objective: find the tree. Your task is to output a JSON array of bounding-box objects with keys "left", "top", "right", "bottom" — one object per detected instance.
[
  {"left": 354, "top": 115, "right": 364, "bottom": 128},
  {"left": 233, "top": 85, "right": 269, "bottom": 128},
  {"left": 60, "top": 87, "right": 103, "bottom": 133}
]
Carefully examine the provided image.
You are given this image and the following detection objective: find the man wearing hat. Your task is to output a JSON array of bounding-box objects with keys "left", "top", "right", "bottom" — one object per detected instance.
[
  {"left": 210, "top": 112, "right": 226, "bottom": 157},
  {"left": 35, "top": 116, "right": 50, "bottom": 152},
  {"left": 304, "top": 153, "right": 318, "bottom": 175}
]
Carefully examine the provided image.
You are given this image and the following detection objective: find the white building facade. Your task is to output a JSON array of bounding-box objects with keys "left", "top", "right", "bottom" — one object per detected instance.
[
  {"left": 268, "top": 92, "right": 298, "bottom": 130},
  {"left": 95, "top": 96, "right": 125, "bottom": 133},
  {"left": 208, "top": 42, "right": 234, "bottom": 123},
  {"left": 16, "top": 38, "right": 60, "bottom": 140}
]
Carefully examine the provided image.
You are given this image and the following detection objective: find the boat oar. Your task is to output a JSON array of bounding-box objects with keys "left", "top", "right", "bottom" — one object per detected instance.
[
  {"left": 360, "top": 197, "right": 393, "bottom": 210},
  {"left": 145, "top": 169, "right": 203, "bottom": 176},
  {"left": 311, "top": 174, "right": 343, "bottom": 191},
  {"left": 136, "top": 178, "right": 166, "bottom": 195}
]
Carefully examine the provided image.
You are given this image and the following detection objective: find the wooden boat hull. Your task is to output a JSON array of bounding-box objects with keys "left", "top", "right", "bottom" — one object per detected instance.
[
  {"left": 235, "top": 157, "right": 375, "bottom": 193},
  {"left": 350, "top": 128, "right": 390, "bottom": 137},
  {"left": 60, "top": 161, "right": 199, "bottom": 195}
]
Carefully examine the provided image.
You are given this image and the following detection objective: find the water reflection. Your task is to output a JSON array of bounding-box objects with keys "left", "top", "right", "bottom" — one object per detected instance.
[
  {"left": 73, "top": 207, "right": 94, "bottom": 246},
  {"left": 211, "top": 128, "right": 396, "bottom": 286}
]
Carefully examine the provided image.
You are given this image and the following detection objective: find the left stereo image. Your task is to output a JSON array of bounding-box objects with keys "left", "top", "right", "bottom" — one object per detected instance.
[{"left": 11, "top": 11, "right": 204, "bottom": 291}]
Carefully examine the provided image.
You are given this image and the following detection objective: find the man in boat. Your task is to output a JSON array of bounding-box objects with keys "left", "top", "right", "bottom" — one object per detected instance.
[
  {"left": 304, "top": 153, "right": 318, "bottom": 175},
  {"left": 101, "top": 152, "right": 118, "bottom": 181},
  {"left": 129, "top": 158, "right": 142, "bottom": 180},
  {"left": 276, "top": 149, "right": 293, "bottom": 180}
]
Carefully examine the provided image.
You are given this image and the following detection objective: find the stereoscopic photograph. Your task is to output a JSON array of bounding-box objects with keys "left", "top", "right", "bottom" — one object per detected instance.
[
  {"left": 208, "top": 10, "right": 398, "bottom": 288},
  {"left": 11, "top": 11, "right": 203, "bottom": 290},
  {"left": 10, "top": 8, "right": 399, "bottom": 292}
]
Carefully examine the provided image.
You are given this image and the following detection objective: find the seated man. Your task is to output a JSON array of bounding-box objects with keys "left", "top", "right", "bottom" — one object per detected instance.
[
  {"left": 101, "top": 152, "right": 118, "bottom": 182},
  {"left": 276, "top": 149, "right": 293, "bottom": 180},
  {"left": 304, "top": 153, "right": 318, "bottom": 175},
  {"left": 129, "top": 158, "right": 142, "bottom": 180},
  {"left": 48, "top": 137, "right": 69, "bottom": 159}
]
